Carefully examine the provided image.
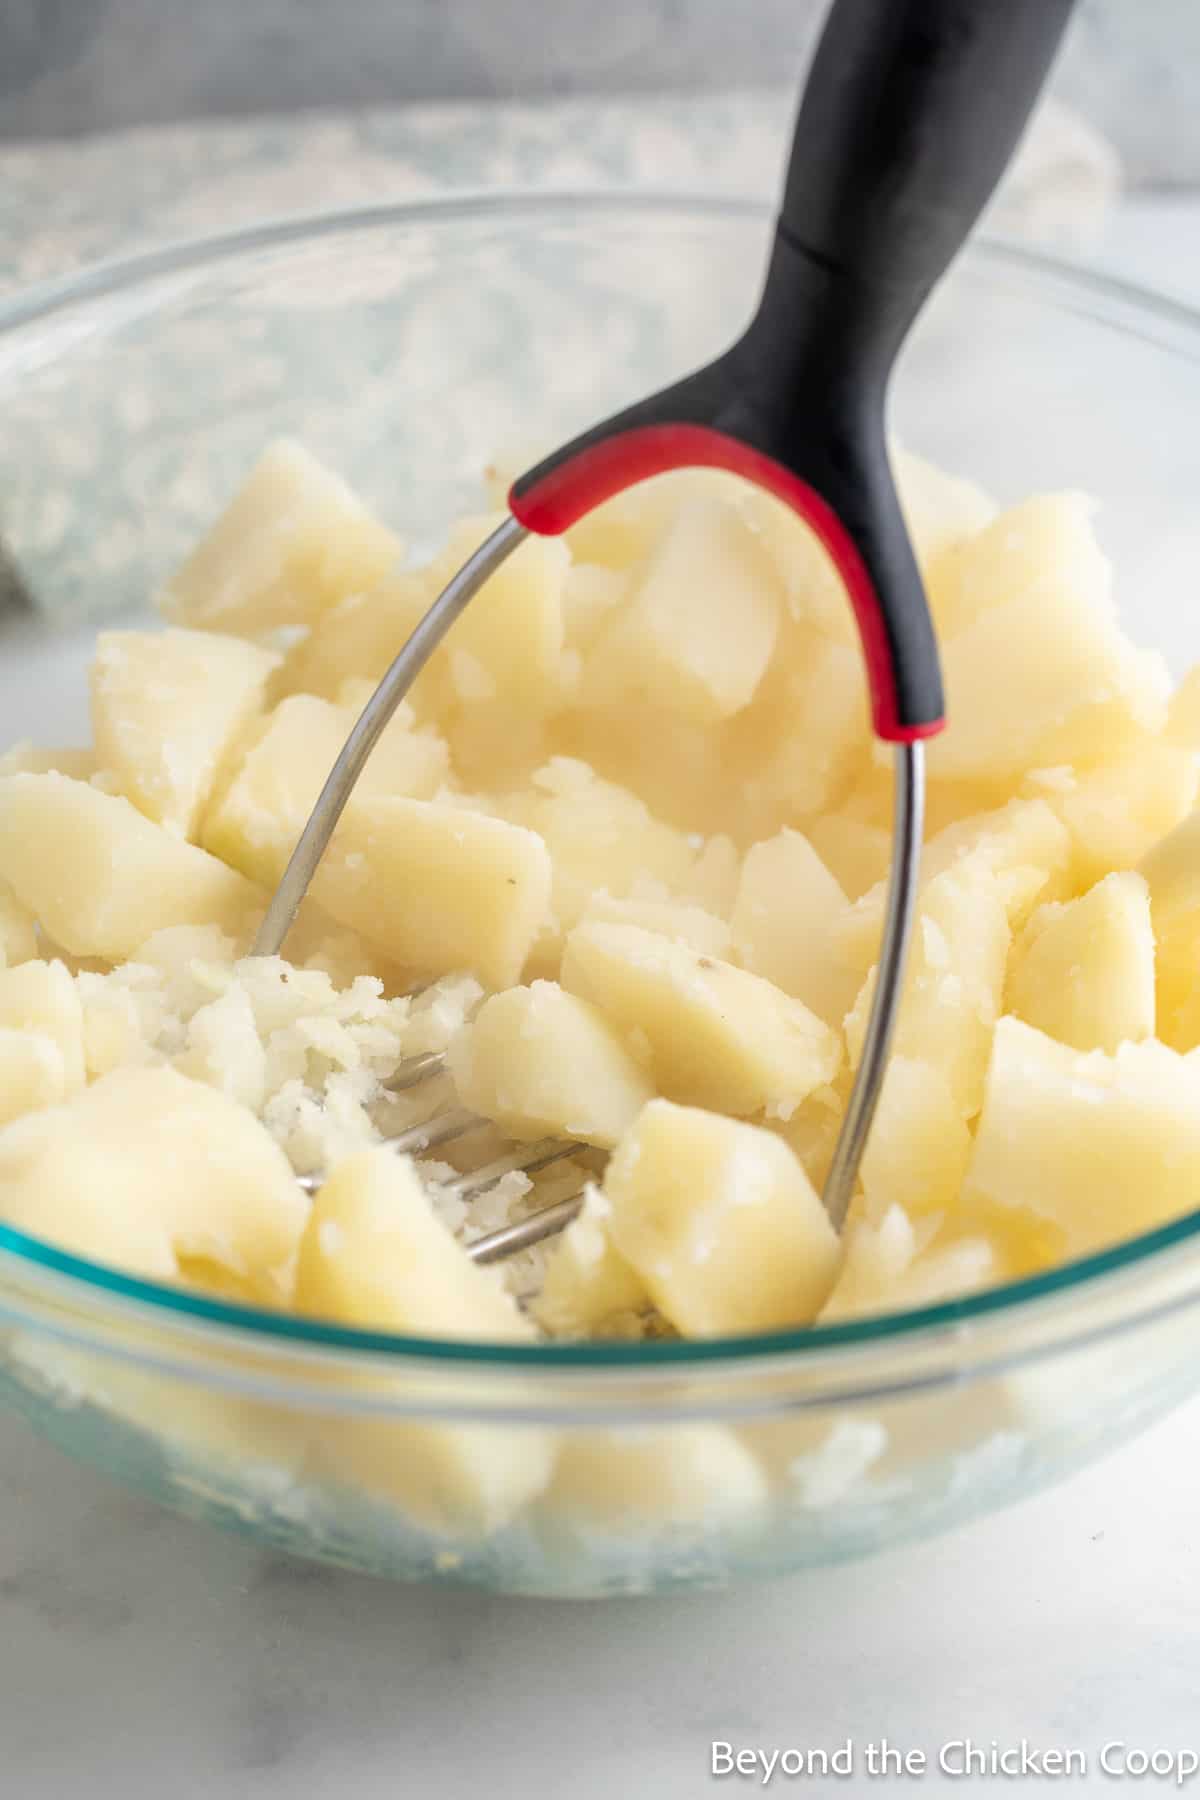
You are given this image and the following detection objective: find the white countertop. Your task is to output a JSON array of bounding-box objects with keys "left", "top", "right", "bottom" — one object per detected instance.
[{"left": 1, "top": 101, "right": 1199, "bottom": 1794}]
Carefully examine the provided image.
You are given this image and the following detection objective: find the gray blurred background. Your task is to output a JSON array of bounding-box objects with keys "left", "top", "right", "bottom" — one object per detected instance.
[{"left": 0, "top": 0, "right": 1194, "bottom": 187}]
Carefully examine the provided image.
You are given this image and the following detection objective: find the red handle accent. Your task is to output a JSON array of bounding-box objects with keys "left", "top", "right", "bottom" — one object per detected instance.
[{"left": 509, "top": 423, "right": 945, "bottom": 745}]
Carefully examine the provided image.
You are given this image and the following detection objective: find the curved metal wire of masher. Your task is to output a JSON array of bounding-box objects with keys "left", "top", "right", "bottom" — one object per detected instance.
[{"left": 253, "top": 515, "right": 925, "bottom": 1263}]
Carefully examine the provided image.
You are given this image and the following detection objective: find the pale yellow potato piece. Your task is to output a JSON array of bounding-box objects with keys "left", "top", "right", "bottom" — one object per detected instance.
[
  {"left": 553, "top": 699, "right": 736, "bottom": 839},
  {"left": 547, "top": 1423, "right": 768, "bottom": 1527},
  {"left": 1138, "top": 810, "right": 1200, "bottom": 1050},
  {"left": 859, "top": 1056, "right": 971, "bottom": 1225},
  {"left": 280, "top": 570, "right": 430, "bottom": 702},
  {"left": 425, "top": 514, "right": 568, "bottom": 715},
  {"left": 838, "top": 797, "right": 1069, "bottom": 975},
  {"left": 560, "top": 562, "right": 627, "bottom": 656},
  {"left": 161, "top": 439, "right": 403, "bottom": 637},
  {"left": 726, "top": 628, "right": 869, "bottom": 840},
  {"left": 580, "top": 893, "right": 731, "bottom": 957},
  {"left": 78, "top": 978, "right": 157, "bottom": 1081},
  {"left": 807, "top": 814, "right": 891, "bottom": 901},
  {"left": 587, "top": 497, "right": 781, "bottom": 724},
  {"left": 562, "top": 921, "right": 841, "bottom": 1118},
  {"left": 0, "top": 742, "right": 97, "bottom": 781},
  {"left": 0, "top": 960, "right": 85, "bottom": 1095},
  {"left": 497, "top": 758, "right": 701, "bottom": 964},
  {"left": 533, "top": 1187, "right": 647, "bottom": 1336},
  {"left": 770, "top": 1080, "right": 847, "bottom": 1193},
  {"left": 1007, "top": 871, "right": 1155, "bottom": 1053},
  {"left": 929, "top": 494, "right": 1169, "bottom": 782},
  {"left": 731, "top": 828, "right": 858, "bottom": 1026},
  {"left": 964, "top": 1016, "right": 1200, "bottom": 1260},
  {"left": 448, "top": 981, "right": 652, "bottom": 1149},
  {"left": 0, "top": 773, "right": 262, "bottom": 960},
  {"left": 0, "top": 878, "right": 38, "bottom": 969},
  {"left": 819, "top": 1205, "right": 999, "bottom": 1323},
  {"left": 688, "top": 834, "right": 742, "bottom": 918},
  {"left": 894, "top": 446, "right": 996, "bottom": 588},
  {"left": 91, "top": 627, "right": 280, "bottom": 839},
  {"left": 736, "top": 492, "right": 855, "bottom": 643},
  {"left": 295, "top": 1149, "right": 553, "bottom": 1534},
  {"left": 0, "top": 1031, "right": 67, "bottom": 1126},
  {"left": 297, "top": 1149, "right": 530, "bottom": 1339},
  {"left": 603, "top": 1099, "right": 840, "bottom": 1334},
  {"left": 846, "top": 854, "right": 1010, "bottom": 1119},
  {"left": 1039, "top": 741, "right": 1199, "bottom": 890},
  {"left": 0, "top": 1066, "right": 305, "bottom": 1296},
  {"left": 557, "top": 467, "right": 739, "bottom": 570},
  {"left": 312, "top": 795, "right": 550, "bottom": 990},
  {"left": 202, "top": 691, "right": 448, "bottom": 889}
]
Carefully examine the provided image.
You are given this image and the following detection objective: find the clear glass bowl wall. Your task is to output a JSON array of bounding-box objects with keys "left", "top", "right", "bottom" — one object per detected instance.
[{"left": 1, "top": 195, "right": 1199, "bottom": 1596}]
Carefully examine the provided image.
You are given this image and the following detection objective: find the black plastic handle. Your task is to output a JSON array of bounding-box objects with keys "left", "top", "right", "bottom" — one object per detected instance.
[
  {"left": 779, "top": 0, "right": 1077, "bottom": 347},
  {"left": 511, "top": 0, "right": 1077, "bottom": 739}
]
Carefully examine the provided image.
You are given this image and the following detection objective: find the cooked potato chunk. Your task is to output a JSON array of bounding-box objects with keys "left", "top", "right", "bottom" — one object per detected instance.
[
  {"left": 497, "top": 758, "right": 702, "bottom": 967},
  {"left": 580, "top": 893, "right": 731, "bottom": 957},
  {"left": 0, "top": 879, "right": 38, "bottom": 970},
  {"left": 297, "top": 1148, "right": 530, "bottom": 1338},
  {"left": 603, "top": 1099, "right": 840, "bottom": 1334},
  {"left": 731, "top": 828, "right": 858, "bottom": 1026},
  {"left": 203, "top": 692, "right": 448, "bottom": 889},
  {"left": 930, "top": 495, "right": 1169, "bottom": 781},
  {"left": 280, "top": 570, "right": 430, "bottom": 702},
  {"left": 1007, "top": 872, "right": 1155, "bottom": 1053},
  {"left": 0, "top": 774, "right": 262, "bottom": 960},
  {"left": 965, "top": 1017, "right": 1200, "bottom": 1260},
  {"left": 0, "top": 1066, "right": 305, "bottom": 1296},
  {"left": 562, "top": 921, "right": 841, "bottom": 1117},
  {"left": 90, "top": 628, "right": 281, "bottom": 838},
  {"left": 0, "top": 1031, "right": 68, "bottom": 1127},
  {"left": 1045, "top": 741, "right": 1199, "bottom": 890},
  {"left": 548, "top": 1423, "right": 768, "bottom": 1527},
  {"left": 448, "top": 981, "right": 653, "bottom": 1148},
  {"left": 846, "top": 854, "right": 1010, "bottom": 1119},
  {"left": 838, "top": 797, "right": 1070, "bottom": 975},
  {"left": 587, "top": 497, "right": 781, "bottom": 724},
  {"left": 554, "top": 697, "right": 737, "bottom": 839},
  {"left": 311, "top": 795, "right": 550, "bottom": 989},
  {"left": 560, "top": 562, "right": 627, "bottom": 655},
  {"left": 558, "top": 466, "right": 743, "bottom": 571},
  {"left": 0, "top": 960, "right": 85, "bottom": 1095},
  {"left": 807, "top": 814, "right": 892, "bottom": 901},
  {"left": 161, "top": 439, "right": 403, "bottom": 637},
  {"left": 1139, "top": 811, "right": 1200, "bottom": 1050},
  {"left": 819, "top": 1205, "right": 1000, "bottom": 1322},
  {"left": 726, "top": 630, "right": 869, "bottom": 839},
  {"left": 859, "top": 1057, "right": 971, "bottom": 1224},
  {"left": 427, "top": 514, "right": 568, "bottom": 715},
  {"left": 295, "top": 1149, "right": 553, "bottom": 1533},
  {"left": 533, "top": 1187, "right": 647, "bottom": 1335},
  {"left": 894, "top": 446, "right": 996, "bottom": 586}
]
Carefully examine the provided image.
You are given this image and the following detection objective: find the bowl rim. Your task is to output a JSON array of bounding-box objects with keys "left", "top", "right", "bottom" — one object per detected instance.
[{"left": 3, "top": 187, "right": 1200, "bottom": 1376}]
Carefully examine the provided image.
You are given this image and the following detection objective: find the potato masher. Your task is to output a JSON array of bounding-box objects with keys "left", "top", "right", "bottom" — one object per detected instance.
[{"left": 254, "top": 0, "right": 1077, "bottom": 1266}]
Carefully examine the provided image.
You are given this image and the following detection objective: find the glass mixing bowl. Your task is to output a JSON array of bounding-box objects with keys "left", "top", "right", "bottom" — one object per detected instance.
[{"left": 1, "top": 194, "right": 1199, "bottom": 1597}]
